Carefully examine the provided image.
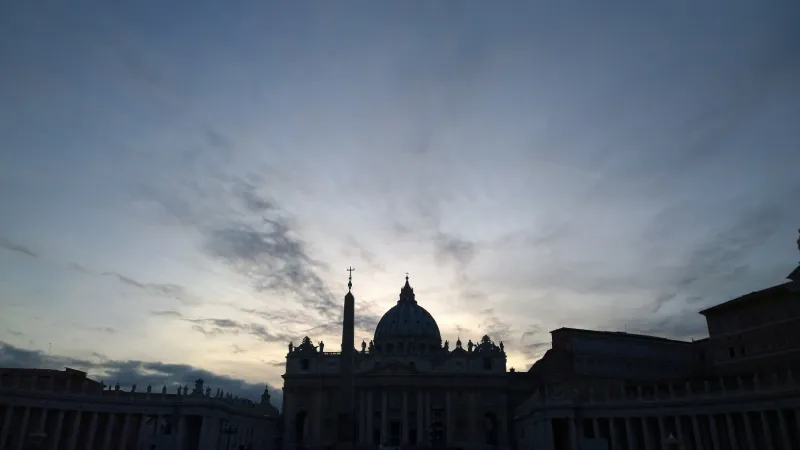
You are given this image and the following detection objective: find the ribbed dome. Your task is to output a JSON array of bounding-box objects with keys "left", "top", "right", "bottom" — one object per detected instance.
[{"left": 373, "top": 277, "right": 441, "bottom": 345}]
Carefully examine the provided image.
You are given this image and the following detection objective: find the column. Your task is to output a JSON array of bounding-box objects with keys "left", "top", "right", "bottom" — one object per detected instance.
[
  {"left": 760, "top": 411, "right": 774, "bottom": 450},
  {"left": 283, "top": 391, "right": 295, "bottom": 447},
  {"left": 675, "top": 415, "right": 685, "bottom": 447},
  {"left": 136, "top": 414, "right": 150, "bottom": 446},
  {"left": 204, "top": 416, "right": 220, "bottom": 450},
  {"left": 84, "top": 412, "right": 99, "bottom": 450},
  {"left": 425, "top": 391, "right": 431, "bottom": 441},
  {"left": 50, "top": 410, "right": 65, "bottom": 450},
  {"left": 624, "top": 417, "right": 635, "bottom": 450},
  {"left": 366, "top": 390, "right": 374, "bottom": 445},
  {"left": 445, "top": 390, "right": 453, "bottom": 445},
  {"left": 402, "top": 390, "right": 409, "bottom": 444},
  {"left": 66, "top": 412, "right": 83, "bottom": 450},
  {"left": 38, "top": 408, "right": 48, "bottom": 433},
  {"left": 691, "top": 415, "right": 704, "bottom": 450},
  {"left": 15, "top": 407, "right": 31, "bottom": 450},
  {"left": 777, "top": 409, "right": 791, "bottom": 450},
  {"left": 657, "top": 416, "right": 666, "bottom": 447},
  {"left": 709, "top": 414, "right": 720, "bottom": 450},
  {"left": 314, "top": 391, "right": 324, "bottom": 444},
  {"left": 417, "top": 391, "right": 424, "bottom": 444},
  {"left": 468, "top": 392, "right": 478, "bottom": 444},
  {"left": 725, "top": 414, "right": 738, "bottom": 450},
  {"left": 609, "top": 417, "right": 619, "bottom": 450},
  {"left": 359, "top": 391, "right": 366, "bottom": 444},
  {"left": 795, "top": 408, "right": 800, "bottom": 446},
  {"left": 101, "top": 414, "right": 116, "bottom": 450},
  {"left": 545, "top": 418, "right": 555, "bottom": 449},
  {"left": 593, "top": 418, "right": 600, "bottom": 441},
  {"left": 380, "top": 390, "right": 388, "bottom": 445},
  {"left": 175, "top": 415, "right": 186, "bottom": 450},
  {"left": 196, "top": 416, "right": 210, "bottom": 450},
  {"left": 118, "top": 414, "right": 131, "bottom": 450},
  {"left": 499, "top": 392, "right": 509, "bottom": 447},
  {"left": 0, "top": 405, "right": 13, "bottom": 450},
  {"left": 568, "top": 416, "right": 578, "bottom": 450},
  {"left": 642, "top": 417, "right": 654, "bottom": 450},
  {"left": 743, "top": 412, "right": 755, "bottom": 450}
]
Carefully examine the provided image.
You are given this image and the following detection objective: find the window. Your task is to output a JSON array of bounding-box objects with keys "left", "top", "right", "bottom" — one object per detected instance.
[
  {"left": 740, "top": 346, "right": 746, "bottom": 356},
  {"left": 483, "top": 358, "right": 492, "bottom": 370},
  {"left": 301, "top": 359, "right": 310, "bottom": 370},
  {"left": 409, "top": 362, "right": 416, "bottom": 370},
  {"left": 728, "top": 347, "right": 735, "bottom": 359}
]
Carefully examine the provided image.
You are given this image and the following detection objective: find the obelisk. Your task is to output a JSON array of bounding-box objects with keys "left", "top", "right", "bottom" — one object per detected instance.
[{"left": 337, "top": 267, "right": 356, "bottom": 447}]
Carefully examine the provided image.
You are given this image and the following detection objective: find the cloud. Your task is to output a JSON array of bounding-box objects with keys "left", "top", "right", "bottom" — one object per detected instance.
[
  {"left": 230, "top": 344, "right": 245, "bottom": 354},
  {"left": 98, "top": 271, "right": 198, "bottom": 305},
  {"left": 0, "top": 340, "right": 281, "bottom": 407},
  {"left": 150, "top": 310, "right": 183, "bottom": 318},
  {"left": 0, "top": 238, "right": 38, "bottom": 258},
  {"left": 478, "top": 308, "right": 511, "bottom": 342},
  {"left": 142, "top": 172, "right": 340, "bottom": 325},
  {"left": 88, "top": 326, "right": 116, "bottom": 334},
  {"left": 150, "top": 310, "right": 294, "bottom": 343},
  {"left": 342, "top": 236, "right": 386, "bottom": 272},
  {"left": 0, "top": 241, "right": 196, "bottom": 307},
  {"left": 433, "top": 232, "right": 477, "bottom": 268}
]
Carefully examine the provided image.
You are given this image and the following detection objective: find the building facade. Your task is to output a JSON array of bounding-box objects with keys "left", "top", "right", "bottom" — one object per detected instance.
[
  {"left": 547, "top": 328, "right": 704, "bottom": 382},
  {"left": 0, "top": 368, "right": 279, "bottom": 450},
  {"left": 515, "top": 259, "right": 800, "bottom": 450},
  {"left": 282, "top": 277, "right": 512, "bottom": 450},
  {"left": 515, "top": 369, "right": 800, "bottom": 450},
  {"left": 699, "top": 279, "right": 800, "bottom": 376}
]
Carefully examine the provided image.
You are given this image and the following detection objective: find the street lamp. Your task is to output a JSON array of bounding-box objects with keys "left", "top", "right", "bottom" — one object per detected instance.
[{"left": 220, "top": 422, "right": 239, "bottom": 450}]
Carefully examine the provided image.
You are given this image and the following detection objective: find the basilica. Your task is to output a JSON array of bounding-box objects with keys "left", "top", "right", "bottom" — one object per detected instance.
[{"left": 282, "top": 275, "right": 512, "bottom": 450}]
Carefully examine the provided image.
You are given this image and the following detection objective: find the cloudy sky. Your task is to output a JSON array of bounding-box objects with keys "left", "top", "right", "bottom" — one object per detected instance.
[{"left": 1, "top": 1, "right": 799, "bottom": 402}]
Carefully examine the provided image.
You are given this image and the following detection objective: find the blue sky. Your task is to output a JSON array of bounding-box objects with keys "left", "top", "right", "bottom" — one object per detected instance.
[{"left": 1, "top": 1, "right": 799, "bottom": 401}]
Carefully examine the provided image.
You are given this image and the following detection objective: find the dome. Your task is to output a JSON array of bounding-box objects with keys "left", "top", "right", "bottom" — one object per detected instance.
[{"left": 373, "top": 277, "right": 442, "bottom": 348}]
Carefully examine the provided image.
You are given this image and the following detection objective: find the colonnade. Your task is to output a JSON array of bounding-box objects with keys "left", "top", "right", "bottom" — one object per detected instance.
[
  {"left": 0, "top": 402, "right": 270, "bottom": 450},
  {"left": 522, "top": 407, "right": 800, "bottom": 450}
]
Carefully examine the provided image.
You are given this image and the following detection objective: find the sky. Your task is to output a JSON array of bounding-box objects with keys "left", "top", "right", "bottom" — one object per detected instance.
[{"left": 1, "top": 1, "right": 799, "bottom": 405}]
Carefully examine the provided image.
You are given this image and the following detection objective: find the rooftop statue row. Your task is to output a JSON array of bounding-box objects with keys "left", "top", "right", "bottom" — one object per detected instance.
[
  {"left": 93, "top": 378, "right": 270, "bottom": 404},
  {"left": 287, "top": 334, "right": 505, "bottom": 355}
]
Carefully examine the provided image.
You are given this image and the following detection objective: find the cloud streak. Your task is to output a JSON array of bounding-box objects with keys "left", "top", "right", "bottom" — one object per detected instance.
[
  {"left": 0, "top": 238, "right": 38, "bottom": 258},
  {"left": 150, "top": 310, "right": 294, "bottom": 343}
]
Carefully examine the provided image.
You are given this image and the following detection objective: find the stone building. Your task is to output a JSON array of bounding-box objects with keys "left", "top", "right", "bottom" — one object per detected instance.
[
  {"left": 542, "top": 328, "right": 705, "bottom": 382},
  {"left": 281, "top": 276, "right": 511, "bottom": 450},
  {"left": 699, "top": 278, "right": 800, "bottom": 376},
  {"left": 514, "top": 253, "right": 800, "bottom": 450},
  {"left": 514, "top": 369, "right": 800, "bottom": 450},
  {"left": 0, "top": 367, "right": 280, "bottom": 450}
]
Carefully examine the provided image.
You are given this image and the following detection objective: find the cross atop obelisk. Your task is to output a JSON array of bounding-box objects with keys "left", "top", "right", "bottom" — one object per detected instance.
[{"left": 347, "top": 266, "right": 355, "bottom": 291}]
